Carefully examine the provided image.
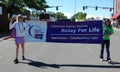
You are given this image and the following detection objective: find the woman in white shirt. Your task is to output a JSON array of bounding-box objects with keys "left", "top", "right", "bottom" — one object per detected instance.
[{"left": 9, "top": 14, "right": 26, "bottom": 64}]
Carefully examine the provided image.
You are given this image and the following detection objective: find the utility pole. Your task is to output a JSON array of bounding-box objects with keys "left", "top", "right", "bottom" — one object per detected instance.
[
  {"left": 112, "top": 0, "right": 115, "bottom": 16},
  {"left": 74, "top": 0, "right": 76, "bottom": 21}
]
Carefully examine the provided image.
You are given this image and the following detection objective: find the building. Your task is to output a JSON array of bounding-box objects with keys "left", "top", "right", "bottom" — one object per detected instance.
[
  {"left": 116, "top": 0, "right": 120, "bottom": 13},
  {"left": 112, "top": 0, "right": 120, "bottom": 19},
  {"left": 111, "top": 0, "right": 120, "bottom": 28}
]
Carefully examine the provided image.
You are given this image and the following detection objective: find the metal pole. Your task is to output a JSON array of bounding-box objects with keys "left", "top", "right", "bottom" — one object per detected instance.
[
  {"left": 74, "top": 0, "right": 76, "bottom": 21},
  {"left": 75, "top": 0, "right": 76, "bottom": 14},
  {"left": 113, "top": 0, "right": 115, "bottom": 15}
]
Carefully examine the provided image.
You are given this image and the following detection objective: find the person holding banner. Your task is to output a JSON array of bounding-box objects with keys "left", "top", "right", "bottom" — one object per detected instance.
[
  {"left": 100, "top": 19, "right": 114, "bottom": 63},
  {"left": 9, "top": 14, "right": 26, "bottom": 64}
]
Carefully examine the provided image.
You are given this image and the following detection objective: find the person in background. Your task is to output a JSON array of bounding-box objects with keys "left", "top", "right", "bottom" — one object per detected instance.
[
  {"left": 3, "top": 17, "right": 16, "bottom": 40},
  {"left": 100, "top": 19, "right": 114, "bottom": 63},
  {"left": 9, "top": 14, "right": 26, "bottom": 64}
]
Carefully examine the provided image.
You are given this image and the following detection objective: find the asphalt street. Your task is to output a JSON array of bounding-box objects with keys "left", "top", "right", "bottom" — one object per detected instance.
[{"left": 0, "top": 30, "right": 120, "bottom": 72}]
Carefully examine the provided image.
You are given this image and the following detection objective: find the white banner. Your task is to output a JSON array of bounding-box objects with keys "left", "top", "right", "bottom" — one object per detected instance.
[{"left": 25, "top": 21, "right": 47, "bottom": 42}]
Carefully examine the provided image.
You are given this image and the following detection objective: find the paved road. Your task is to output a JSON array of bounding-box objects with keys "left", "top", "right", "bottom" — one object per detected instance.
[{"left": 0, "top": 30, "right": 120, "bottom": 72}]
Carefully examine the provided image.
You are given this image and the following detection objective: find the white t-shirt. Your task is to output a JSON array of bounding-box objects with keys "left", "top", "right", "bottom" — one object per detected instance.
[{"left": 9, "top": 21, "right": 26, "bottom": 37}]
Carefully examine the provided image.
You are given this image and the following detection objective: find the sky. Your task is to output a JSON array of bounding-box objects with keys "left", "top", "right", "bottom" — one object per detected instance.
[{"left": 46, "top": 0, "right": 114, "bottom": 19}]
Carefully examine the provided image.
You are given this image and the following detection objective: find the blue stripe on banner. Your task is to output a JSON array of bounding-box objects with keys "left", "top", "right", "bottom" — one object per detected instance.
[{"left": 46, "top": 20, "right": 103, "bottom": 44}]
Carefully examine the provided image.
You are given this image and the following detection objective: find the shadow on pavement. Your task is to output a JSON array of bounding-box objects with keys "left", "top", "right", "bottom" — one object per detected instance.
[
  {"left": 58, "top": 63, "right": 120, "bottom": 69},
  {"left": 109, "top": 61, "right": 120, "bottom": 65},
  {"left": 20, "top": 59, "right": 120, "bottom": 69},
  {"left": 20, "top": 59, "right": 60, "bottom": 68}
]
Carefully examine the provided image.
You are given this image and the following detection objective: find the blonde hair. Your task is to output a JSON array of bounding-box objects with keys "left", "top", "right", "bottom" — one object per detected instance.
[{"left": 16, "top": 14, "right": 23, "bottom": 22}]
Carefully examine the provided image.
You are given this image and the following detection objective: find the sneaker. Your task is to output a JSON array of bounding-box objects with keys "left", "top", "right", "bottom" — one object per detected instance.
[
  {"left": 22, "top": 56, "right": 25, "bottom": 60},
  {"left": 14, "top": 58, "right": 19, "bottom": 64},
  {"left": 108, "top": 60, "right": 111, "bottom": 63},
  {"left": 100, "top": 58, "right": 103, "bottom": 61}
]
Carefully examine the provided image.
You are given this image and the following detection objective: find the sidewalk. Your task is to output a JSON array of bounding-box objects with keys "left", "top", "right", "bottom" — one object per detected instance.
[{"left": 113, "top": 27, "right": 120, "bottom": 31}]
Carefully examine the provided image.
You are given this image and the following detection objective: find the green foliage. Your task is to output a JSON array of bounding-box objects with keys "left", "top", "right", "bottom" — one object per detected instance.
[
  {"left": 2, "top": 0, "right": 49, "bottom": 18},
  {"left": 24, "top": 0, "right": 49, "bottom": 11},
  {"left": 71, "top": 16, "right": 75, "bottom": 22},
  {"left": 3, "top": 0, "right": 26, "bottom": 18},
  {"left": 47, "top": 11, "right": 56, "bottom": 17},
  {"left": 48, "top": 11, "right": 67, "bottom": 19},
  {"left": 56, "top": 12, "right": 67, "bottom": 19},
  {"left": 71, "top": 12, "right": 87, "bottom": 21},
  {"left": 76, "top": 12, "right": 87, "bottom": 21},
  {"left": 3, "top": 0, "right": 87, "bottom": 22}
]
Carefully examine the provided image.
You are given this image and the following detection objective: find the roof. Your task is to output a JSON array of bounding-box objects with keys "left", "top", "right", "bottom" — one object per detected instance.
[{"left": 112, "top": 12, "right": 120, "bottom": 19}]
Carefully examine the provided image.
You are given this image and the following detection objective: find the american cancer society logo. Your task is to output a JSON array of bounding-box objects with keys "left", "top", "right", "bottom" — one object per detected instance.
[
  {"left": 34, "top": 29, "right": 44, "bottom": 39},
  {"left": 28, "top": 24, "right": 44, "bottom": 40},
  {"left": 25, "top": 21, "right": 47, "bottom": 42}
]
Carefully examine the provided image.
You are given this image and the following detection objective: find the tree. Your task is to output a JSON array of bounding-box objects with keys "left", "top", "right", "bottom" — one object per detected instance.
[
  {"left": 56, "top": 12, "right": 67, "bottom": 19},
  {"left": 3, "top": 0, "right": 26, "bottom": 18},
  {"left": 76, "top": 12, "right": 87, "bottom": 21},
  {"left": 24, "top": 0, "right": 49, "bottom": 12},
  {"left": 47, "top": 11, "right": 67, "bottom": 19},
  {"left": 3, "top": 0, "right": 49, "bottom": 18},
  {"left": 47, "top": 11, "right": 56, "bottom": 17},
  {"left": 71, "top": 16, "right": 75, "bottom": 22},
  {"left": 71, "top": 12, "right": 87, "bottom": 21}
]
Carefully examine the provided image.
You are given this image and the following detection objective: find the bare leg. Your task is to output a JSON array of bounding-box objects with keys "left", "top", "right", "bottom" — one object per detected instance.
[
  {"left": 21, "top": 43, "right": 25, "bottom": 60},
  {"left": 16, "top": 44, "right": 19, "bottom": 58},
  {"left": 14, "top": 44, "right": 19, "bottom": 64}
]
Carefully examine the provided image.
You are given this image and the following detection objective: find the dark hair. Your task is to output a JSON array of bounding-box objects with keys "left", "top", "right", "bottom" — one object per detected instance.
[{"left": 104, "top": 19, "right": 112, "bottom": 28}]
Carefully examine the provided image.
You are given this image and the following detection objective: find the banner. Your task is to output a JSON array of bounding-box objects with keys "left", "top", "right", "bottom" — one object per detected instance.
[
  {"left": 25, "top": 20, "right": 103, "bottom": 44},
  {"left": 25, "top": 21, "right": 47, "bottom": 42},
  {"left": 47, "top": 20, "right": 103, "bottom": 44}
]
